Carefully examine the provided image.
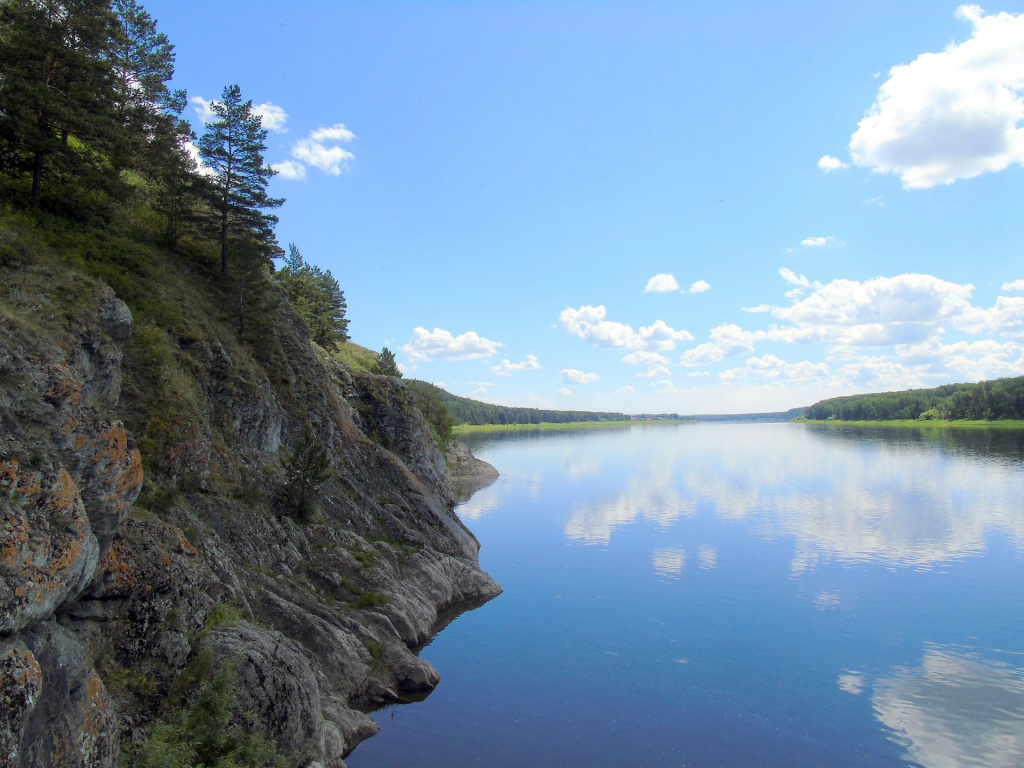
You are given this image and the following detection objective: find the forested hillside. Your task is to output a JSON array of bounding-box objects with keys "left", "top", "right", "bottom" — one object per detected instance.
[
  {"left": 0, "top": 3, "right": 500, "bottom": 767},
  {"left": 804, "top": 376, "right": 1024, "bottom": 421},
  {"left": 408, "top": 381, "right": 627, "bottom": 426}
]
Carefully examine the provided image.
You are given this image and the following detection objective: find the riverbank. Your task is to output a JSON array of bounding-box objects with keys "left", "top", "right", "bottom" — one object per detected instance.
[
  {"left": 453, "top": 419, "right": 693, "bottom": 433},
  {"left": 799, "top": 418, "right": 1024, "bottom": 429}
]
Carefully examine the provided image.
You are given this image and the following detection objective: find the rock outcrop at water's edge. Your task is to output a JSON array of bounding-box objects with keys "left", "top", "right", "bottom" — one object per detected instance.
[{"left": 0, "top": 272, "right": 501, "bottom": 766}]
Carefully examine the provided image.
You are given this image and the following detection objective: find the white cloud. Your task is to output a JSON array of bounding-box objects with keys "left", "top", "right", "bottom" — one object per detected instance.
[
  {"left": 817, "top": 155, "right": 849, "bottom": 172},
  {"left": 720, "top": 355, "right": 830, "bottom": 385},
  {"left": 645, "top": 273, "right": 680, "bottom": 293},
  {"left": 773, "top": 274, "right": 978, "bottom": 347},
  {"left": 560, "top": 368, "right": 600, "bottom": 384},
  {"left": 1002, "top": 279, "right": 1024, "bottom": 292},
  {"left": 190, "top": 95, "right": 216, "bottom": 125},
  {"left": 616, "top": 385, "right": 638, "bottom": 395},
  {"left": 254, "top": 102, "right": 288, "bottom": 133},
  {"left": 272, "top": 159, "right": 306, "bottom": 180},
  {"left": 491, "top": 354, "right": 540, "bottom": 377},
  {"left": 780, "top": 267, "right": 810, "bottom": 287},
  {"left": 850, "top": 6, "right": 1024, "bottom": 188},
  {"left": 801, "top": 236, "right": 839, "bottom": 247},
  {"left": 688, "top": 280, "right": 711, "bottom": 294},
  {"left": 864, "top": 195, "right": 886, "bottom": 206},
  {"left": 637, "top": 365, "right": 671, "bottom": 379},
  {"left": 621, "top": 351, "right": 669, "bottom": 366},
  {"left": 742, "top": 304, "right": 774, "bottom": 314},
  {"left": 182, "top": 140, "right": 214, "bottom": 177},
  {"left": 652, "top": 379, "right": 694, "bottom": 397},
  {"left": 403, "top": 327, "right": 502, "bottom": 362},
  {"left": 292, "top": 123, "right": 356, "bottom": 175},
  {"left": 557, "top": 387, "right": 573, "bottom": 396},
  {"left": 558, "top": 305, "right": 693, "bottom": 351}
]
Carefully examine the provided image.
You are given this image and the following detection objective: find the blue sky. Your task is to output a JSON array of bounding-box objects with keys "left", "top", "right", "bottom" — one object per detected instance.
[{"left": 147, "top": 0, "right": 1024, "bottom": 414}]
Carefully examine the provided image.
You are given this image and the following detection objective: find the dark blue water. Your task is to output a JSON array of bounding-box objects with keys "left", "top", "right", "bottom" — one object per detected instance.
[{"left": 346, "top": 423, "right": 1024, "bottom": 767}]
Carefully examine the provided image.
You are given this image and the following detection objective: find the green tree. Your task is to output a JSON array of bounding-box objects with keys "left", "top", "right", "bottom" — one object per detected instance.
[
  {"left": 280, "top": 423, "right": 333, "bottom": 521},
  {"left": 110, "top": 0, "right": 184, "bottom": 156},
  {"left": 197, "top": 84, "right": 282, "bottom": 275},
  {"left": 275, "top": 243, "right": 349, "bottom": 348},
  {"left": 371, "top": 346, "right": 401, "bottom": 378},
  {"left": 0, "top": 0, "right": 120, "bottom": 206}
]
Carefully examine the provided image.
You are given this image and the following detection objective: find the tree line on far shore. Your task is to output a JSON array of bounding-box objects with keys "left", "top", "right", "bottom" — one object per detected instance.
[{"left": 803, "top": 376, "right": 1024, "bottom": 421}]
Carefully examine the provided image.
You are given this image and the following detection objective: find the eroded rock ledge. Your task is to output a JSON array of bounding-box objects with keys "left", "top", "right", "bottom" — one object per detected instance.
[{"left": 1, "top": 275, "right": 500, "bottom": 767}]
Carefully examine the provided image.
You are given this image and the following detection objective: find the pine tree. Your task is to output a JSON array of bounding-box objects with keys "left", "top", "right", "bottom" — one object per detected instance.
[
  {"left": 197, "top": 84, "right": 282, "bottom": 275},
  {"left": 275, "top": 243, "right": 350, "bottom": 348},
  {"left": 110, "top": 0, "right": 186, "bottom": 162},
  {"left": 372, "top": 347, "right": 402, "bottom": 378},
  {"left": 0, "top": 0, "right": 120, "bottom": 206},
  {"left": 280, "top": 423, "right": 333, "bottom": 521}
]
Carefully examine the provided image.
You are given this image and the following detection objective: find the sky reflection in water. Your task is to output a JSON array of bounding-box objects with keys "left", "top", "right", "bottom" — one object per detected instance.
[{"left": 348, "top": 423, "right": 1024, "bottom": 768}]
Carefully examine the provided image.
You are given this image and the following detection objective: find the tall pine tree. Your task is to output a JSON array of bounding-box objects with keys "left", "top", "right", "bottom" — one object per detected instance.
[
  {"left": 197, "top": 84, "right": 282, "bottom": 275},
  {"left": 0, "top": 0, "right": 120, "bottom": 206},
  {"left": 110, "top": 0, "right": 186, "bottom": 160}
]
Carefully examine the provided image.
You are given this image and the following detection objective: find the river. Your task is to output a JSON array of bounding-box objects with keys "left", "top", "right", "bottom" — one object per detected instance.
[{"left": 347, "top": 422, "right": 1024, "bottom": 767}]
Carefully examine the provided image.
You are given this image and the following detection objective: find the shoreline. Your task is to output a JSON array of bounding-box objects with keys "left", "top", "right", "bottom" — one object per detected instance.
[
  {"left": 453, "top": 419, "right": 694, "bottom": 433},
  {"left": 799, "top": 418, "right": 1024, "bottom": 429}
]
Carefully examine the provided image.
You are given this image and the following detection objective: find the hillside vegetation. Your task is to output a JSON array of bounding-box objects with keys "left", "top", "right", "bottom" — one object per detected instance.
[
  {"left": 409, "top": 380, "right": 627, "bottom": 426},
  {"left": 0, "top": 3, "right": 500, "bottom": 767},
  {"left": 804, "top": 376, "right": 1024, "bottom": 422}
]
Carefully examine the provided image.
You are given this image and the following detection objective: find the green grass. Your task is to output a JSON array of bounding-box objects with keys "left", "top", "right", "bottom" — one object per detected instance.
[
  {"left": 452, "top": 419, "right": 693, "bottom": 433},
  {"left": 330, "top": 341, "right": 379, "bottom": 373},
  {"left": 801, "top": 419, "right": 1024, "bottom": 429}
]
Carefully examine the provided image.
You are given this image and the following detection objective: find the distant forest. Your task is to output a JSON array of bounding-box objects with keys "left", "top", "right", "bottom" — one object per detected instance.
[
  {"left": 804, "top": 376, "right": 1024, "bottom": 421},
  {"left": 685, "top": 408, "right": 805, "bottom": 423},
  {"left": 408, "top": 381, "right": 627, "bottom": 425}
]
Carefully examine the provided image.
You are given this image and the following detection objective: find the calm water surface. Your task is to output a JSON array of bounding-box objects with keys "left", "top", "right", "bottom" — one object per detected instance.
[{"left": 347, "top": 423, "right": 1024, "bottom": 767}]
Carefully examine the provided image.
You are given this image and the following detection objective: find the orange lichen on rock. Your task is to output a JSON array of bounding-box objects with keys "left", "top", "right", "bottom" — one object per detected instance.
[
  {"left": 44, "top": 361, "right": 83, "bottom": 406},
  {"left": 98, "top": 539, "right": 137, "bottom": 589},
  {"left": 0, "top": 459, "right": 18, "bottom": 494}
]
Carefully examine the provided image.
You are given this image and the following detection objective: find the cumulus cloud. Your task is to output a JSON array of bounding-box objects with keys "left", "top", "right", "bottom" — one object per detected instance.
[
  {"left": 637, "top": 365, "right": 671, "bottom": 379},
  {"left": 557, "top": 387, "right": 573, "bottom": 396},
  {"left": 645, "top": 273, "right": 680, "bottom": 293},
  {"left": 720, "top": 355, "right": 830, "bottom": 385},
  {"left": 558, "top": 305, "right": 693, "bottom": 351},
  {"left": 403, "top": 327, "right": 502, "bottom": 362},
  {"left": 622, "top": 351, "right": 669, "bottom": 366},
  {"left": 780, "top": 267, "right": 810, "bottom": 287},
  {"left": 801, "top": 236, "right": 839, "bottom": 247},
  {"left": 272, "top": 159, "right": 306, "bottom": 180},
  {"left": 491, "top": 354, "right": 540, "bottom": 377},
  {"left": 254, "top": 102, "right": 288, "bottom": 133},
  {"left": 616, "top": 385, "right": 638, "bottom": 395},
  {"left": 849, "top": 5, "right": 1024, "bottom": 189},
  {"left": 688, "top": 280, "right": 711, "bottom": 294},
  {"left": 190, "top": 95, "right": 216, "bottom": 125},
  {"left": 818, "top": 155, "right": 849, "bottom": 172},
  {"left": 291, "top": 123, "right": 356, "bottom": 176},
  {"left": 1002, "top": 279, "right": 1024, "bottom": 292},
  {"left": 561, "top": 368, "right": 600, "bottom": 384},
  {"left": 773, "top": 274, "right": 978, "bottom": 347}
]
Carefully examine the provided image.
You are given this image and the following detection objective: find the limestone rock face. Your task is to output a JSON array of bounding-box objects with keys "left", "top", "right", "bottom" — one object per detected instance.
[{"left": 0, "top": 253, "right": 500, "bottom": 766}]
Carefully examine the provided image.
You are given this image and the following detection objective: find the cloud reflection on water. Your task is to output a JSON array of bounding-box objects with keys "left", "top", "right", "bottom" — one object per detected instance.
[
  {"left": 559, "top": 424, "right": 1024, "bottom": 570},
  {"left": 872, "top": 644, "right": 1024, "bottom": 768}
]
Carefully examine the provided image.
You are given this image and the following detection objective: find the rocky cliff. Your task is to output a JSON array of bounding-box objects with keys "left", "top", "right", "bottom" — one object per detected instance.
[{"left": 0, "top": 228, "right": 500, "bottom": 767}]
